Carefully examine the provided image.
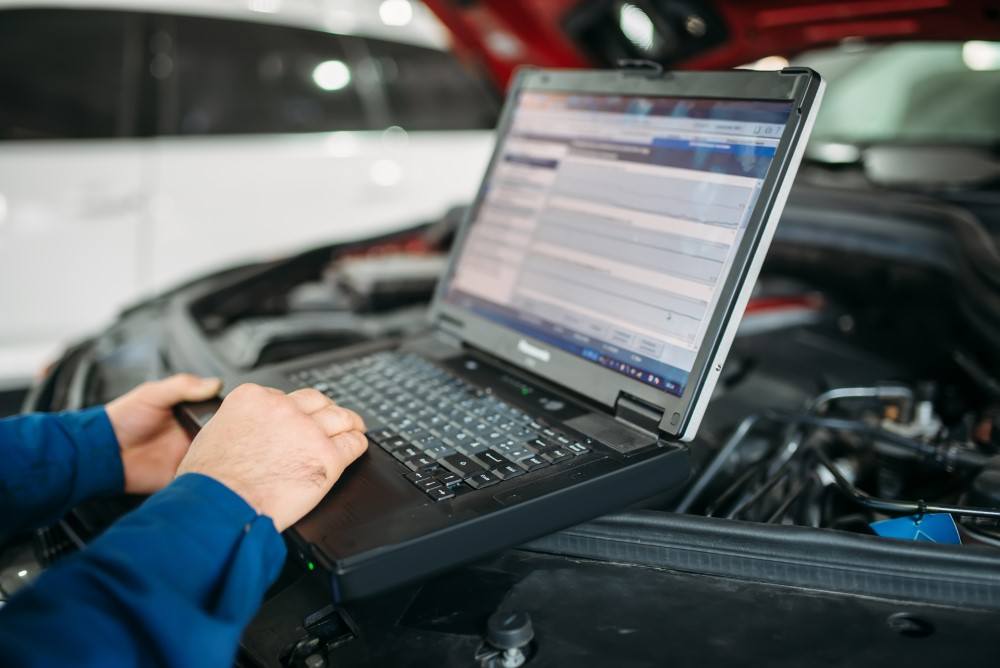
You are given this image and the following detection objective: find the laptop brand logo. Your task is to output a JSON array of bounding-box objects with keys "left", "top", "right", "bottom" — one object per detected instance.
[{"left": 517, "top": 339, "right": 551, "bottom": 363}]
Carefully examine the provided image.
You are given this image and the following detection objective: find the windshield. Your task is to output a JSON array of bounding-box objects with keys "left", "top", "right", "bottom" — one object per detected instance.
[{"left": 793, "top": 41, "right": 1000, "bottom": 145}]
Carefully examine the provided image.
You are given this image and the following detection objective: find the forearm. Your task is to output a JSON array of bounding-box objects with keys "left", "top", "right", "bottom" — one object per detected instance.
[
  {"left": 0, "top": 408, "right": 124, "bottom": 539},
  {"left": 0, "top": 473, "right": 287, "bottom": 668}
]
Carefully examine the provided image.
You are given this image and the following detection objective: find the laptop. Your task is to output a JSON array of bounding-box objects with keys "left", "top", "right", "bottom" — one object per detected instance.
[{"left": 221, "top": 66, "right": 823, "bottom": 600}]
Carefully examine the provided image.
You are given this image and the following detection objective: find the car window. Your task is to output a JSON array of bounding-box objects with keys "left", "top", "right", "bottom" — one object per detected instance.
[
  {"left": 795, "top": 42, "right": 1000, "bottom": 144},
  {"left": 169, "top": 16, "right": 371, "bottom": 135},
  {"left": 360, "top": 37, "right": 499, "bottom": 130},
  {"left": 0, "top": 9, "right": 138, "bottom": 140}
]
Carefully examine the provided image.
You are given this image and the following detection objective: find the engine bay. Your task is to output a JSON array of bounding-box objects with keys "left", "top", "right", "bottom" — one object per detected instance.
[
  {"left": 167, "top": 185, "right": 1000, "bottom": 552},
  {"left": 33, "top": 185, "right": 998, "bottom": 556},
  {"left": 5, "top": 183, "right": 1000, "bottom": 666}
]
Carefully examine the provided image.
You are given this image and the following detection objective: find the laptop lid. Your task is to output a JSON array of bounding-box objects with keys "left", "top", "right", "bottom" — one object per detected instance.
[{"left": 430, "top": 67, "right": 824, "bottom": 441}]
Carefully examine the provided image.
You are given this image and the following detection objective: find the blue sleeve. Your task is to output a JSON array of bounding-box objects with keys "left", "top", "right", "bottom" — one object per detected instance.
[
  {"left": 0, "top": 473, "right": 288, "bottom": 668},
  {"left": 0, "top": 408, "right": 124, "bottom": 541}
]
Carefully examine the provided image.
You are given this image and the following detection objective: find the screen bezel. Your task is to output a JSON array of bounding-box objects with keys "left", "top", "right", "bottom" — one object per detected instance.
[{"left": 429, "top": 67, "right": 823, "bottom": 439}]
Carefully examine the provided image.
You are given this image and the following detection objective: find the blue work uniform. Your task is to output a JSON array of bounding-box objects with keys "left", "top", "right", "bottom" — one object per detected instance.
[{"left": 0, "top": 407, "right": 286, "bottom": 667}]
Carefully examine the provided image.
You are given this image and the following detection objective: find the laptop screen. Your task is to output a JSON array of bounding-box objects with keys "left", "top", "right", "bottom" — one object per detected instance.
[{"left": 442, "top": 90, "right": 793, "bottom": 397}]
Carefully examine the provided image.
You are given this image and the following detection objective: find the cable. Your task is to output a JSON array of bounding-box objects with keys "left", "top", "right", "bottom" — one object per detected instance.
[
  {"left": 765, "top": 478, "right": 808, "bottom": 524},
  {"left": 810, "top": 385, "right": 914, "bottom": 410},
  {"left": 766, "top": 385, "right": 914, "bottom": 475},
  {"left": 961, "top": 524, "right": 1000, "bottom": 548},
  {"left": 704, "top": 462, "right": 765, "bottom": 518},
  {"left": 726, "top": 463, "right": 792, "bottom": 520},
  {"left": 768, "top": 411, "right": 993, "bottom": 470},
  {"left": 811, "top": 448, "right": 1000, "bottom": 520},
  {"left": 678, "top": 385, "right": 995, "bottom": 523},
  {"left": 674, "top": 414, "right": 760, "bottom": 513}
]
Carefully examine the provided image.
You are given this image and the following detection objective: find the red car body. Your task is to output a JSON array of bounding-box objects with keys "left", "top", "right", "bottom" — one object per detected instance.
[{"left": 425, "top": 0, "right": 1000, "bottom": 84}]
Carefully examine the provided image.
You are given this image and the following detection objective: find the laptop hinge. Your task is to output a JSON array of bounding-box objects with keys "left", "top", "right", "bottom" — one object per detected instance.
[
  {"left": 614, "top": 392, "right": 663, "bottom": 435},
  {"left": 431, "top": 315, "right": 464, "bottom": 348},
  {"left": 431, "top": 327, "right": 463, "bottom": 348}
]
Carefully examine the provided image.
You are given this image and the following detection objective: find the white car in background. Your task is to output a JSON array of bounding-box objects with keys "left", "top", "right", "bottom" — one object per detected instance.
[{"left": 0, "top": 0, "right": 498, "bottom": 389}]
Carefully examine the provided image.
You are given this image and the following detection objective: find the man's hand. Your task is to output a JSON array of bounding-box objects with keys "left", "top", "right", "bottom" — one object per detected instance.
[
  {"left": 106, "top": 374, "right": 223, "bottom": 495},
  {"left": 176, "top": 384, "right": 367, "bottom": 531}
]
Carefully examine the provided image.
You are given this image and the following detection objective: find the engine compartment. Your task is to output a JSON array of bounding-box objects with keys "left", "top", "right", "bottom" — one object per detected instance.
[
  {"left": 679, "top": 315, "right": 1000, "bottom": 546},
  {"left": 169, "top": 186, "right": 1000, "bottom": 551},
  {"left": 19, "top": 184, "right": 1000, "bottom": 567},
  {"left": 6, "top": 183, "right": 1000, "bottom": 666}
]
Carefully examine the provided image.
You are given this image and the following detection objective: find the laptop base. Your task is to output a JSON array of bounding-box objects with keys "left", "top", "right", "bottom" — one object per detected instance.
[{"left": 274, "top": 335, "right": 690, "bottom": 600}]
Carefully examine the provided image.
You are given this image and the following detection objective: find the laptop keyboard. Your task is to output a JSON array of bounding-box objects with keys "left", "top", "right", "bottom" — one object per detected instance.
[{"left": 288, "top": 351, "right": 590, "bottom": 501}]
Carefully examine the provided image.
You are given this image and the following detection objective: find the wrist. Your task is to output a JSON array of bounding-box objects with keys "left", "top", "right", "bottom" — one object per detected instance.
[
  {"left": 119, "top": 447, "right": 147, "bottom": 495},
  {"left": 60, "top": 407, "right": 126, "bottom": 497},
  {"left": 178, "top": 467, "right": 267, "bottom": 520}
]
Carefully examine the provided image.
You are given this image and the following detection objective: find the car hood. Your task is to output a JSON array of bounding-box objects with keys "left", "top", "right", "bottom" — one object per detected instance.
[{"left": 424, "top": 0, "right": 1000, "bottom": 85}]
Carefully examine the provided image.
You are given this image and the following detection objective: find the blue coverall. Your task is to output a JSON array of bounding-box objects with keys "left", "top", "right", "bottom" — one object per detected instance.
[{"left": 0, "top": 407, "right": 287, "bottom": 667}]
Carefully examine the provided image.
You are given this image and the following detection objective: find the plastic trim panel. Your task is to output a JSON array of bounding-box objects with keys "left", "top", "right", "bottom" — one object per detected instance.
[{"left": 525, "top": 510, "right": 1000, "bottom": 610}]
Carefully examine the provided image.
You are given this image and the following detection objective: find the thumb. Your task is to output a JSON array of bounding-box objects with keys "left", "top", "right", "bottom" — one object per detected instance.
[{"left": 144, "top": 374, "right": 222, "bottom": 407}]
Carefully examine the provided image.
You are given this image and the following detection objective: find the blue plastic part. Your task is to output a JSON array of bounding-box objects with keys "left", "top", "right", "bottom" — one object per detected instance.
[{"left": 870, "top": 513, "right": 962, "bottom": 544}]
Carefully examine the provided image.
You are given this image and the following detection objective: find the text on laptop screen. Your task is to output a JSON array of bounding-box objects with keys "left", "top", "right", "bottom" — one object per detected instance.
[{"left": 443, "top": 91, "right": 793, "bottom": 397}]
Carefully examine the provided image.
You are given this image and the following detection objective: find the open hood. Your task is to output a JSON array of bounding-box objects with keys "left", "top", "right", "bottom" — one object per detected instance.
[{"left": 424, "top": 0, "right": 1000, "bottom": 85}]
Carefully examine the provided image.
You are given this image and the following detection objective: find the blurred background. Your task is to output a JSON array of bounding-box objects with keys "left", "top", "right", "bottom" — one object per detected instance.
[
  {"left": 2, "top": 0, "right": 999, "bottom": 413},
  {"left": 0, "top": 0, "right": 501, "bottom": 399}
]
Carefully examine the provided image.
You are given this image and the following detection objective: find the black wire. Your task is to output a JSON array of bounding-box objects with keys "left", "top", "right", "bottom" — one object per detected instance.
[
  {"left": 726, "top": 464, "right": 791, "bottom": 520},
  {"left": 765, "top": 478, "right": 807, "bottom": 524},
  {"left": 810, "top": 448, "right": 1000, "bottom": 520},
  {"left": 960, "top": 524, "right": 1000, "bottom": 548},
  {"left": 728, "top": 425, "right": 825, "bottom": 521},
  {"left": 689, "top": 409, "right": 1000, "bottom": 523},
  {"left": 674, "top": 415, "right": 762, "bottom": 513},
  {"left": 766, "top": 411, "right": 994, "bottom": 470},
  {"left": 704, "top": 461, "right": 765, "bottom": 518}
]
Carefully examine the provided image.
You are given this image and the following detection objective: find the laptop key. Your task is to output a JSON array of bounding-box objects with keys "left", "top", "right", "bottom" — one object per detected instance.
[
  {"left": 519, "top": 456, "right": 549, "bottom": 472},
  {"left": 401, "top": 428, "right": 432, "bottom": 442},
  {"left": 478, "top": 450, "right": 508, "bottom": 469},
  {"left": 383, "top": 436, "right": 411, "bottom": 452},
  {"left": 566, "top": 442, "right": 590, "bottom": 456},
  {"left": 366, "top": 428, "right": 396, "bottom": 444},
  {"left": 494, "top": 443, "right": 533, "bottom": 461},
  {"left": 462, "top": 441, "right": 492, "bottom": 455},
  {"left": 435, "top": 472, "right": 463, "bottom": 488},
  {"left": 438, "top": 422, "right": 459, "bottom": 434},
  {"left": 426, "top": 486, "right": 455, "bottom": 502},
  {"left": 528, "top": 437, "right": 559, "bottom": 453},
  {"left": 393, "top": 445, "right": 422, "bottom": 462},
  {"left": 466, "top": 471, "right": 500, "bottom": 489},
  {"left": 494, "top": 462, "right": 524, "bottom": 480},
  {"left": 422, "top": 443, "right": 455, "bottom": 459},
  {"left": 449, "top": 431, "right": 477, "bottom": 447},
  {"left": 416, "top": 478, "right": 443, "bottom": 492},
  {"left": 377, "top": 437, "right": 406, "bottom": 453},
  {"left": 405, "top": 470, "right": 434, "bottom": 484},
  {"left": 419, "top": 437, "right": 447, "bottom": 450},
  {"left": 481, "top": 448, "right": 521, "bottom": 472},
  {"left": 404, "top": 455, "right": 438, "bottom": 472},
  {"left": 440, "top": 453, "right": 486, "bottom": 478},
  {"left": 540, "top": 447, "right": 572, "bottom": 464}
]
